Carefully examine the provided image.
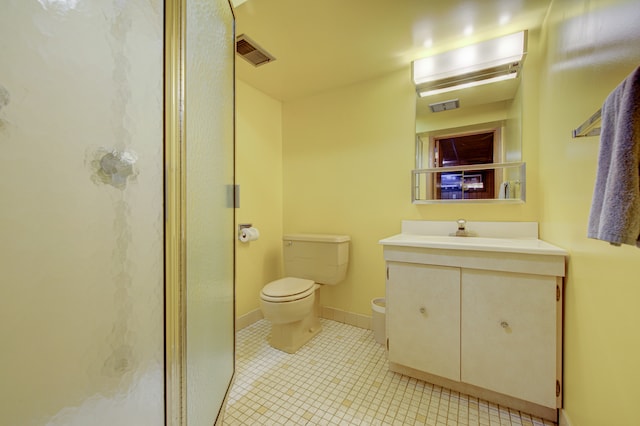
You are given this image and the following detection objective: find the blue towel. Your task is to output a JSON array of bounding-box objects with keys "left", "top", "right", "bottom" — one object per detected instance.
[{"left": 588, "top": 66, "right": 640, "bottom": 247}]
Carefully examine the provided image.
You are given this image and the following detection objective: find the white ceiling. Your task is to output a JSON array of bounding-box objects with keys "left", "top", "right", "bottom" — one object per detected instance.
[{"left": 233, "top": 0, "right": 552, "bottom": 102}]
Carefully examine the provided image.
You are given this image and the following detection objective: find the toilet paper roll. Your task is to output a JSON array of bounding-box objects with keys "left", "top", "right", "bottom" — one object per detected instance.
[{"left": 239, "top": 227, "right": 260, "bottom": 243}]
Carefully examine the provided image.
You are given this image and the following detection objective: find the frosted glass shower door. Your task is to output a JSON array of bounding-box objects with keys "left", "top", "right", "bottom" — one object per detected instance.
[
  {"left": 0, "top": 1, "right": 165, "bottom": 425},
  {"left": 185, "top": 0, "right": 235, "bottom": 424}
]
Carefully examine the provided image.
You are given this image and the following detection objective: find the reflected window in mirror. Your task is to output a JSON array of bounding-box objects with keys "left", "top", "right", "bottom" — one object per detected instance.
[
  {"left": 418, "top": 123, "right": 503, "bottom": 200},
  {"left": 435, "top": 128, "right": 497, "bottom": 200}
]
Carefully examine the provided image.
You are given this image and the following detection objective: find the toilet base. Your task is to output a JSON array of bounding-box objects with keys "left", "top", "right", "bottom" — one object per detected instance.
[
  {"left": 266, "top": 292, "right": 322, "bottom": 353},
  {"left": 267, "top": 317, "right": 321, "bottom": 354}
]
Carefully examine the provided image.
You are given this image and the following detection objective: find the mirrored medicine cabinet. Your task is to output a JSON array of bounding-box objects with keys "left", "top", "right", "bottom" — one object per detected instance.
[{"left": 413, "top": 72, "right": 526, "bottom": 204}]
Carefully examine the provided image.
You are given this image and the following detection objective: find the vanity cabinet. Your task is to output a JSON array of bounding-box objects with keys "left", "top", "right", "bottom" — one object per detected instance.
[
  {"left": 461, "top": 269, "right": 558, "bottom": 408},
  {"left": 387, "top": 263, "right": 460, "bottom": 381},
  {"left": 383, "top": 240, "right": 565, "bottom": 422}
]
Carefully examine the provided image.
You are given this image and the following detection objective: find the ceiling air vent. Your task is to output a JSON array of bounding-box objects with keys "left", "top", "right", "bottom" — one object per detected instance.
[
  {"left": 236, "top": 34, "right": 275, "bottom": 67},
  {"left": 429, "top": 99, "right": 460, "bottom": 113}
]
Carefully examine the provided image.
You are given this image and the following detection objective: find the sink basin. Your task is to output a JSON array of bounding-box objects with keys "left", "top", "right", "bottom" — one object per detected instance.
[{"left": 379, "top": 234, "right": 567, "bottom": 256}]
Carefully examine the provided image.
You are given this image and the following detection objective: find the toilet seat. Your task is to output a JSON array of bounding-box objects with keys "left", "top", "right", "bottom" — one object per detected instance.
[{"left": 260, "top": 277, "right": 316, "bottom": 303}]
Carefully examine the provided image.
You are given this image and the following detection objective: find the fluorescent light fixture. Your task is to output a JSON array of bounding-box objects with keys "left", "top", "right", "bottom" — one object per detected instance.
[
  {"left": 413, "top": 31, "right": 527, "bottom": 97},
  {"left": 418, "top": 72, "right": 518, "bottom": 97}
]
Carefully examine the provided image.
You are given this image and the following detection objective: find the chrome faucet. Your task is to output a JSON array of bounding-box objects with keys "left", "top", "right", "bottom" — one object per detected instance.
[{"left": 455, "top": 219, "right": 469, "bottom": 237}]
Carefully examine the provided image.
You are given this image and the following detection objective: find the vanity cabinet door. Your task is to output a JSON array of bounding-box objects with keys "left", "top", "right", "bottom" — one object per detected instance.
[
  {"left": 387, "top": 262, "right": 461, "bottom": 381},
  {"left": 461, "top": 269, "right": 558, "bottom": 408}
]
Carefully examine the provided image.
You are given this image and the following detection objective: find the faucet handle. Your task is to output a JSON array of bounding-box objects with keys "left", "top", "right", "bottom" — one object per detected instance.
[{"left": 457, "top": 218, "right": 466, "bottom": 230}]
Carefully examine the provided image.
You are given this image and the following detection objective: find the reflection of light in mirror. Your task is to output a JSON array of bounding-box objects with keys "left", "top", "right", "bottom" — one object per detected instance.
[
  {"left": 423, "top": 38, "right": 433, "bottom": 48},
  {"left": 464, "top": 25, "right": 474, "bottom": 36},
  {"left": 499, "top": 14, "right": 511, "bottom": 26},
  {"left": 419, "top": 72, "right": 517, "bottom": 97},
  {"left": 38, "top": 0, "right": 80, "bottom": 13}
]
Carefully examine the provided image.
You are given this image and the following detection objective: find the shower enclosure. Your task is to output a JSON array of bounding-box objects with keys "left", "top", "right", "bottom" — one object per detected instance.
[{"left": 0, "top": 0, "right": 235, "bottom": 425}]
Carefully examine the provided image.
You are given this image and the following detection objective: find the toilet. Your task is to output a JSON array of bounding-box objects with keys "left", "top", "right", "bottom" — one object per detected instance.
[{"left": 260, "top": 233, "right": 350, "bottom": 353}]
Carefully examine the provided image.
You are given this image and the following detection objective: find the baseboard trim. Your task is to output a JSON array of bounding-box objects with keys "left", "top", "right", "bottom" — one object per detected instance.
[
  {"left": 559, "top": 409, "right": 572, "bottom": 426},
  {"left": 236, "top": 309, "right": 263, "bottom": 331},
  {"left": 321, "top": 306, "right": 371, "bottom": 330},
  {"left": 235, "top": 306, "right": 372, "bottom": 330}
]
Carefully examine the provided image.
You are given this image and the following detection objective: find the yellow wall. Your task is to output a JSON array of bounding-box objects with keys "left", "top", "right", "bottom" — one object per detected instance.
[
  {"left": 238, "top": 30, "right": 543, "bottom": 318},
  {"left": 237, "top": 2, "right": 640, "bottom": 424},
  {"left": 235, "top": 80, "right": 284, "bottom": 317},
  {"left": 281, "top": 32, "right": 540, "bottom": 315},
  {"left": 538, "top": 1, "right": 640, "bottom": 425},
  {"left": 282, "top": 69, "right": 416, "bottom": 314},
  {"left": 416, "top": 100, "right": 511, "bottom": 135}
]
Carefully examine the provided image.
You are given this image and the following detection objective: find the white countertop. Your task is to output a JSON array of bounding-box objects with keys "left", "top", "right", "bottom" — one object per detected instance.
[{"left": 379, "top": 233, "right": 568, "bottom": 256}]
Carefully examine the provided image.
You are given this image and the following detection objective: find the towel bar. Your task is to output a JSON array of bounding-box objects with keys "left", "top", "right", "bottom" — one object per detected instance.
[{"left": 572, "top": 108, "right": 602, "bottom": 138}]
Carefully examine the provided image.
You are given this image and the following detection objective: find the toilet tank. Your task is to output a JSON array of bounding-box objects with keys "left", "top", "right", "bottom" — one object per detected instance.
[{"left": 283, "top": 234, "right": 350, "bottom": 285}]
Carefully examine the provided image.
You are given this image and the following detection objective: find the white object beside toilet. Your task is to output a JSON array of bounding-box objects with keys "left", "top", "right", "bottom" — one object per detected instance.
[{"left": 260, "top": 233, "right": 350, "bottom": 353}]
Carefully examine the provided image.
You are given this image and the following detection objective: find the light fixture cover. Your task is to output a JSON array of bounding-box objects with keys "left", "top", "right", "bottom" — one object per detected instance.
[{"left": 413, "top": 31, "right": 527, "bottom": 97}]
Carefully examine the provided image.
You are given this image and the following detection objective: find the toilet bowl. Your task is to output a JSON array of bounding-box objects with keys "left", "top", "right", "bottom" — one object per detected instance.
[
  {"left": 259, "top": 233, "right": 350, "bottom": 353},
  {"left": 260, "top": 277, "right": 322, "bottom": 353},
  {"left": 260, "top": 277, "right": 318, "bottom": 324}
]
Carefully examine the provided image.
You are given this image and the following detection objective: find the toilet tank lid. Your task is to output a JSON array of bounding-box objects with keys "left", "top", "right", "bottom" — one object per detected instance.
[{"left": 283, "top": 233, "right": 350, "bottom": 243}]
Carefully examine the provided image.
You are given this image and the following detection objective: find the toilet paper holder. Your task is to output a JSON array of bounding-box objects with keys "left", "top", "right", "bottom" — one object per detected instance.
[
  {"left": 238, "top": 223, "right": 260, "bottom": 242},
  {"left": 238, "top": 223, "right": 252, "bottom": 238}
]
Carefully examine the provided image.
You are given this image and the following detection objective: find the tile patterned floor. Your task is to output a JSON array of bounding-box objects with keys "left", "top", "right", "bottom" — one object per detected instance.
[{"left": 223, "top": 319, "right": 556, "bottom": 426}]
